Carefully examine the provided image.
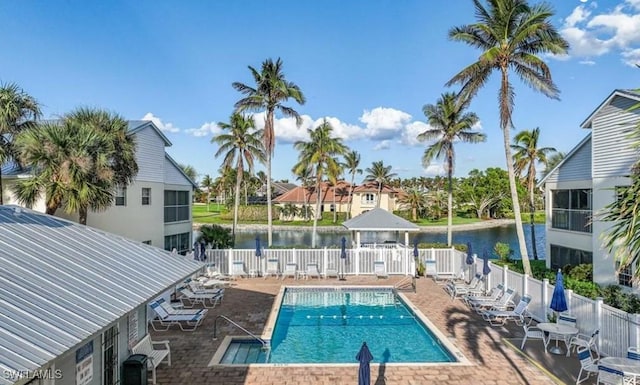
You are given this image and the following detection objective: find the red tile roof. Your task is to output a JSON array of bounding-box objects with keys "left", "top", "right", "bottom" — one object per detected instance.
[{"left": 274, "top": 181, "right": 352, "bottom": 204}]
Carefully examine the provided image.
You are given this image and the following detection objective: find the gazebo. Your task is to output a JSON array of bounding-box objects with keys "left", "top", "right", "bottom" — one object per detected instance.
[{"left": 342, "top": 208, "right": 421, "bottom": 248}]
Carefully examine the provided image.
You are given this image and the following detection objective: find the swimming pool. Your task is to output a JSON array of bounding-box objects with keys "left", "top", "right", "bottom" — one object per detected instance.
[{"left": 212, "top": 286, "right": 468, "bottom": 365}]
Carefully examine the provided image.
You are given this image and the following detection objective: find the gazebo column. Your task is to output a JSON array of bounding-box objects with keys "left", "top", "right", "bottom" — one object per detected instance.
[
  {"left": 404, "top": 232, "right": 409, "bottom": 247},
  {"left": 356, "top": 231, "right": 361, "bottom": 248}
]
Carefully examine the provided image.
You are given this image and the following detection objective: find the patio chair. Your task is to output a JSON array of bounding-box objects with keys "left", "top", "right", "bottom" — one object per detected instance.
[
  {"left": 463, "top": 283, "right": 504, "bottom": 307},
  {"left": 520, "top": 315, "right": 545, "bottom": 349},
  {"left": 596, "top": 365, "right": 627, "bottom": 385},
  {"left": 374, "top": 261, "right": 388, "bottom": 279},
  {"left": 424, "top": 259, "right": 437, "bottom": 279},
  {"left": 154, "top": 298, "right": 208, "bottom": 317},
  {"left": 324, "top": 263, "right": 339, "bottom": 279},
  {"left": 569, "top": 329, "right": 600, "bottom": 359},
  {"left": 177, "top": 286, "right": 224, "bottom": 308},
  {"left": 481, "top": 295, "right": 531, "bottom": 326},
  {"left": 149, "top": 301, "right": 206, "bottom": 332},
  {"left": 446, "top": 275, "right": 484, "bottom": 300},
  {"left": 627, "top": 347, "right": 640, "bottom": 360},
  {"left": 576, "top": 346, "right": 599, "bottom": 384},
  {"left": 231, "top": 261, "right": 248, "bottom": 279},
  {"left": 282, "top": 262, "right": 297, "bottom": 280},
  {"left": 264, "top": 258, "right": 280, "bottom": 278},
  {"left": 469, "top": 287, "right": 516, "bottom": 314},
  {"left": 305, "top": 263, "right": 321, "bottom": 279},
  {"left": 445, "top": 273, "right": 482, "bottom": 296}
]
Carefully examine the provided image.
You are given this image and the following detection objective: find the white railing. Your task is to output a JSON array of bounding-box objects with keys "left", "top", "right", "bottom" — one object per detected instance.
[{"left": 476, "top": 259, "right": 640, "bottom": 357}]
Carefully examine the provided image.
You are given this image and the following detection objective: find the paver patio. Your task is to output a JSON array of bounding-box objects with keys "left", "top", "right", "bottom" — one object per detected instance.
[{"left": 151, "top": 276, "right": 590, "bottom": 385}]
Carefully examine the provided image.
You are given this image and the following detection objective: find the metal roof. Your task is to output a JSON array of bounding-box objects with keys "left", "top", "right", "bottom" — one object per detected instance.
[
  {"left": 342, "top": 208, "right": 420, "bottom": 231},
  {"left": 127, "top": 120, "right": 172, "bottom": 146},
  {"left": 580, "top": 89, "right": 640, "bottom": 129},
  {"left": 164, "top": 153, "right": 198, "bottom": 188},
  {"left": 0, "top": 162, "right": 30, "bottom": 178},
  {"left": 0, "top": 206, "right": 202, "bottom": 384}
]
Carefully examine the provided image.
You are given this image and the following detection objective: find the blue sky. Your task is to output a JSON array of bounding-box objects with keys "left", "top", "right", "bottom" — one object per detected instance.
[{"left": 1, "top": 0, "right": 639, "bottom": 184}]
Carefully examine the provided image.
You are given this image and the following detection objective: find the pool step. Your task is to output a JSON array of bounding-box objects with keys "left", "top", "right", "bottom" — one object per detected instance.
[{"left": 221, "top": 341, "right": 268, "bottom": 364}]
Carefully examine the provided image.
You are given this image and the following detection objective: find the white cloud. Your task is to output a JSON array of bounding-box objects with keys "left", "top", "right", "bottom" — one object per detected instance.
[
  {"left": 621, "top": 48, "right": 640, "bottom": 66},
  {"left": 555, "top": 2, "right": 640, "bottom": 63},
  {"left": 579, "top": 60, "right": 597, "bottom": 65},
  {"left": 423, "top": 164, "right": 445, "bottom": 177},
  {"left": 142, "top": 112, "right": 180, "bottom": 133},
  {"left": 185, "top": 122, "right": 221, "bottom": 137},
  {"left": 373, "top": 140, "right": 392, "bottom": 151},
  {"left": 400, "top": 121, "right": 430, "bottom": 146},
  {"left": 359, "top": 107, "right": 412, "bottom": 140}
]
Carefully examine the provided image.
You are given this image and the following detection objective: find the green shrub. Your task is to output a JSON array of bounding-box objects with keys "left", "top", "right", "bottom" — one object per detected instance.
[
  {"left": 219, "top": 205, "right": 276, "bottom": 221},
  {"left": 416, "top": 242, "right": 467, "bottom": 252},
  {"left": 493, "top": 242, "right": 513, "bottom": 263},
  {"left": 197, "top": 224, "right": 233, "bottom": 248},
  {"left": 566, "top": 264, "right": 593, "bottom": 281}
]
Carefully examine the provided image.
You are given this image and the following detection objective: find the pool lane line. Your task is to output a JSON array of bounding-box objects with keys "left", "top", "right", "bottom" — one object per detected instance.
[{"left": 501, "top": 338, "right": 566, "bottom": 385}]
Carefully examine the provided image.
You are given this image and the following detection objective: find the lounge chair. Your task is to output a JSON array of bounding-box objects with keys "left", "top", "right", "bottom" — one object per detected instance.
[
  {"left": 305, "top": 263, "right": 321, "bottom": 279},
  {"left": 231, "top": 261, "right": 248, "bottom": 279},
  {"left": 463, "top": 283, "right": 504, "bottom": 307},
  {"left": 324, "top": 263, "right": 339, "bottom": 279},
  {"left": 149, "top": 301, "right": 206, "bottom": 331},
  {"left": 481, "top": 294, "right": 531, "bottom": 326},
  {"left": 445, "top": 273, "right": 483, "bottom": 300},
  {"left": 469, "top": 287, "right": 516, "bottom": 313},
  {"left": 374, "top": 261, "right": 388, "bottom": 279},
  {"left": 200, "top": 266, "right": 233, "bottom": 280},
  {"left": 186, "top": 279, "right": 227, "bottom": 294},
  {"left": 264, "top": 258, "right": 280, "bottom": 278},
  {"left": 178, "top": 286, "right": 224, "bottom": 308},
  {"left": 154, "top": 298, "right": 208, "bottom": 316},
  {"left": 424, "top": 259, "right": 437, "bottom": 280},
  {"left": 282, "top": 262, "right": 297, "bottom": 280}
]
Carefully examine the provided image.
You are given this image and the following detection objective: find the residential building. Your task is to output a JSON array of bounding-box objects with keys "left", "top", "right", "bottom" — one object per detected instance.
[
  {"left": 274, "top": 181, "right": 351, "bottom": 220},
  {"left": 0, "top": 205, "right": 201, "bottom": 385},
  {"left": 539, "top": 89, "right": 640, "bottom": 287},
  {"left": 350, "top": 182, "right": 404, "bottom": 217},
  {"left": 1, "top": 120, "right": 197, "bottom": 253}
]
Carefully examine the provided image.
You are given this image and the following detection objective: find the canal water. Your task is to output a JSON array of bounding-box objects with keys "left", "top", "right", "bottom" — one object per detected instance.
[{"left": 228, "top": 224, "right": 546, "bottom": 260}]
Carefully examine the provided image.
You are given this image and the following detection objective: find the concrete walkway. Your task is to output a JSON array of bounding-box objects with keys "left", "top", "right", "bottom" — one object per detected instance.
[{"left": 151, "top": 276, "right": 589, "bottom": 385}]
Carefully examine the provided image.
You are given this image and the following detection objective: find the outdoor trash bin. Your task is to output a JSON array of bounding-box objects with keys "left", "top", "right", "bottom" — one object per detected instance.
[{"left": 123, "top": 354, "right": 148, "bottom": 385}]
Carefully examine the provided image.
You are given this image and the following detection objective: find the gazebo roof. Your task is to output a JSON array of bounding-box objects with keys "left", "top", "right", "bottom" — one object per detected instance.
[{"left": 342, "top": 208, "right": 420, "bottom": 232}]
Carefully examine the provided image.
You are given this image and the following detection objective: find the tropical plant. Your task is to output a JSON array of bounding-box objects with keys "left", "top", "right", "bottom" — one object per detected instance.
[
  {"left": 0, "top": 83, "right": 40, "bottom": 204},
  {"left": 364, "top": 160, "right": 397, "bottom": 208},
  {"left": 542, "top": 151, "right": 565, "bottom": 177},
  {"left": 418, "top": 92, "right": 486, "bottom": 245},
  {"left": 197, "top": 224, "right": 234, "bottom": 249},
  {"left": 447, "top": 0, "right": 569, "bottom": 275},
  {"left": 511, "top": 127, "right": 556, "bottom": 260},
  {"left": 494, "top": 242, "right": 513, "bottom": 263},
  {"left": 343, "top": 150, "right": 362, "bottom": 219},
  {"left": 293, "top": 120, "right": 347, "bottom": 247},
  {"left": 398, "top": 188, "right": 428, "bottom": 221},
  {"left": 213, "top": 112, "right": 265, "bottom": 242},
  {"left": 201, "top": 174, "right": 214, "bottom": 209},
  {"left": 233, "top": 57, "right": 306, "bottom": 246},
  {"left": 179, "top": 164, "right": 198, "bottom": 183}
]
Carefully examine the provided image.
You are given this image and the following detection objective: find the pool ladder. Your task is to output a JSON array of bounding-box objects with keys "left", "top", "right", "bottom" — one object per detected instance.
[{"left": 213, "top": 315, "right": 270, "bottom": 351}]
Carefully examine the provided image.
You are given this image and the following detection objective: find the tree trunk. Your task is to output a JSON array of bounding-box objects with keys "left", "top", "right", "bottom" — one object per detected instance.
[
  {"left": 347, "top": 173, "right": 355, "bottom": 219},
  {"left": 501, "top": 68, "right": 532, "bottom": 275},
  {"left": 232, "top": 160, "right": 243, "bottom": 244},
  {"left": 266, "top": 152, "right": 273, "bottom": 246},
  {"left": 447, "top": 154, "right": 453, "bottom": 246},
  {"left": 0, "top": 169, "right": 4, "bottom": 205},
  {"left": 528, "top": 164, "right": 539, "bottom": 260},
  {"left": 312, "top": 178, "right": 322, "bottom": 248},
  {"left": 332, "top": 184, "right": 337, "bottom": 223},
  {"left": 79, "top": 206, "right": 88, "bottom": 225},
  {"left": 377, "top": 182, "right": 382, "bottom": 208}
]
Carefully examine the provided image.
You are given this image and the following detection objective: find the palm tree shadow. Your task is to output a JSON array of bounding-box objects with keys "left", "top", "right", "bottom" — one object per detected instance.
[{"left": 374, "top": 348, "right": 390, "bottom": 385}]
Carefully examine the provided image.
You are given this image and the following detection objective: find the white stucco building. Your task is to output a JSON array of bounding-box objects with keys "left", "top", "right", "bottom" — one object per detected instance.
[
  {"left": 1, "top": 120, "right": 196, "bottom": 253},
  {"left": 539, "top": 89, "right": 640, "bottom": 288}
]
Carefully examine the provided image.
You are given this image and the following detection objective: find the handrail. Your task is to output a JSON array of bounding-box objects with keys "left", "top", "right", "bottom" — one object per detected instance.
[{"left": 213, "top": 315, "right": 269, "bottom": 349}]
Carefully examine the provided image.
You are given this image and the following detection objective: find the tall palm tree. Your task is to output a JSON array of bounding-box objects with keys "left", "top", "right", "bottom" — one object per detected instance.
[
  {"left": 364, "top": 161, "right": 397, "bottom": 208},
  {"left": 328, "top": 163, "right": 344, "bottom": 223},
  {"left": 213, "top": 113, "right": 265, "bottom": 242},
  {"left": 343, "top": 150, "right": 362, "bottom": 219},
  {"left": 293, "top": 120, "right": 347, "bottom": 247},
  {"left": 293, "top": 164, "right": 313, "bottom": 221},
  {"left": 179, "top": 164, "right": 198, "bottom": 183},
  {"left": 542, "top": 151, "right": 565, "bottom": 177},
  {"left": 511, "top": 127, "right": 556, "bottom": 260},
  {"left": 201, "top": 174, "right": 214, "bottom": 209},
  {"left": 0, "top": 83, "right": 40, "bottom": 204},
  {"left": 447, "top": 0, "right": 569, "bottom": 275},
  {"left": 398, "top": 188, "right": 428, "bottom": 221},
  {"left": 418, "top": 92, "right": 486, "bottom": 246},
  {"left": 233, "top": 57, "right": 306, "bottom": 246}
]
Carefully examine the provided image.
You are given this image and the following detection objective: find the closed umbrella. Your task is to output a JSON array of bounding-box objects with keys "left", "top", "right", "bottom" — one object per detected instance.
[
  {"left": 255, "top": 236, "right": 262, "bottom": 276},
  {"left": 356, "top": 342, "right": 373, "bottom": 385},
  {"left": 193, "top": 241, "right": 200, "bottom": 261},
  {"left": 200, "top": 241, "right": 206, "bottom": 262},
  {"left": 413, "top": 241, "right": 419, "bottom": 259},
  {"left": 482, "top": 249, "right": 491, "bottom": 276},
  {"left": 340, "top": 236, "right": 347, "bottom": 280},
  {"left": 466, "top": 242, "right": 475, "bottom": 281}
]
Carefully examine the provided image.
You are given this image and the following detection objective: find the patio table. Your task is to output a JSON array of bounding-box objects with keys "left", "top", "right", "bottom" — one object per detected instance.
[
  {"left": 537, "top": 322, "right": 578, "bottom": 355},
  {"left": 600, "top": 356, "right": 640, "bottom": 377}
]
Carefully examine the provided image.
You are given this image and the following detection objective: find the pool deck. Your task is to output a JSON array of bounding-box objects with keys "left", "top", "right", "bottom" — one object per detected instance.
[{"left": 151, "top": 276, "right": 592, "bottom": 385}]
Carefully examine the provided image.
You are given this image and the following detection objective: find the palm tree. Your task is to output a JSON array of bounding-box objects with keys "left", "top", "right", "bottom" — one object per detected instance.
[
  {"left": 447, "top": 0, "right": 569, "bottom": 275},
  {"left": 364, "top": 161, "right": 397, "bottom": 208},
  {"left": 542, "top": 151, "right": 565, "bottom": 177},
  {"left": 201, "top": 174, "right": 214, "bottom": 209},
  {"left": 213, "top": 113, "right": 265, "bottom": 242},
  {"left": 343, "top": 150, "right": 362, "bottom": 219},
  {"left": 293, "top": 120, "right": 347, "bottom": 247},
  {"left": 0, "top": 83, "right": 40, "bottom": 204},
  {"left": 398, "top": 188, "right": 428, "bottom": 221},
  {"left": 418, "top": 92, "right": 486, "bottom": 246},
  {"left": 511, "top": 127, "right": 556, "bottom": 260},
  {"left": 233, "top": 57, "right": 306, "bottom": 246},
  {"left": 293, "top": 164, "right": 314, "bottom": 221},
  {"left": 179, "top": 164, "right": 198, "bottom": 183}
]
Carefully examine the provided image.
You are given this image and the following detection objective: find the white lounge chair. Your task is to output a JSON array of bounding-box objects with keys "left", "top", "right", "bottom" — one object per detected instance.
[
  {"left": 305, "top": 263, "right": 321, "bottom": 279},
  {"left": 446, "top": 274, "right": 484, "bottom": 300},
  {"left": 282, "top": 262, "right": 297, "bottom": 280},
  {"left": 424, "top": 259, "right": 437, "bottom": 279},
  {"left": 178, "top": 286, "right": 224, "bottom": 308},
  {"left": 231, "top": 261, "right": 248, "bottom": 279},
  {"left": 264, "top": 258, "right": 280, "bottom": 278},
  {"left": 469, "top": 287, "right": 516, "bottom": 313},
  {"left": 149, "top": 301, "right": 206, "bottom": 331},
  {"left": 186, "top": 279, "right": 227, "bottom": 294},
  {"left": 374, "top": 261, "right": 388, "bottom": 279},
  {"left": 154, "top": 298, "right": 207, "bottom": 316},
  {"left": 481, "top": 295, "right": 531, "bottom": 326},
  {"left": 463, "top": 283, "right": 504, "bottom": 306},
  {"left": 324, "top": 263, "right": 339, "bottom": 279}
]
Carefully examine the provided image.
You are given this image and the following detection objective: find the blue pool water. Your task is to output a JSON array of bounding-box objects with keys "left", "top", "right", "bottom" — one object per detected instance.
[{"left": 265, "top": 287, "right": 456, "bottom": 364}]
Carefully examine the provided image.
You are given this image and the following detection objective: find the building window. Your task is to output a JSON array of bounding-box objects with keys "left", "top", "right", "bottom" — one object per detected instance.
[
  {"left": 617, "top": 262, "right": 634, "bottom": 288},
  {"left": 141, "top": 188, "right": 151, "bottom": 205},
  {"left": 115, "top": 186, "right": 126, "bottom": 206},
  {"left": 551, "top": 189, "right": 592, "bottom": 233},
  {"left": 550, "top": 244, "right": 593, "bottom": 270},
  {"left": 164, "top": 190, "right": 190, "bottom": 223},
  {"left": 164, "top": 232, "right": 191, "bottom": 254},
  {"left": 102, "top": 324, "right": 119, "bottom": 385},
  {"left": 362, "top": 193, "right": 375, "bottom": 205},
  {"left": 330, "top": 204, "right": 335, "bottom": 212}
]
